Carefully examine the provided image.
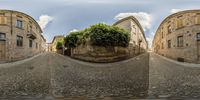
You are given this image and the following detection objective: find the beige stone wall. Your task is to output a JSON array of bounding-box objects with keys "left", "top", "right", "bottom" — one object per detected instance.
[
  {"left": 71, "top": 44, "right": 130, "bottom": 62},
  {"left": 114, "top": 17, "right": 148, "bottom": 54},
  {"left": 49, "top": 36, "right": 64, "bottom": 53},
  {"left": 152, "top": 10, "right": 200, "bottom": 63},
  {"left": 0, "top": 10, "right": 46, "bottom": 62}
]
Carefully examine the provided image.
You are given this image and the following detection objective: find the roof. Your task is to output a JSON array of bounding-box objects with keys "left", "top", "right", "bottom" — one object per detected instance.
[
  {"left": 0, "top": 9, "right": 43, "bottom": 33},
  {"left": 113, "top": 16, "right": 147, "bottom": 43}
]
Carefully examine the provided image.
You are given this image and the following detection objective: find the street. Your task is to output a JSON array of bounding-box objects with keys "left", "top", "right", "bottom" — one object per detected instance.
[
  {"left": 0, "top": 52, "right": 200, "bottom": 99},
  {"left": 149, "top": 52, "right": 200, "bottom": 99},
  {"left": 0, "top": 53, "right": 149, "bottom": 99}
]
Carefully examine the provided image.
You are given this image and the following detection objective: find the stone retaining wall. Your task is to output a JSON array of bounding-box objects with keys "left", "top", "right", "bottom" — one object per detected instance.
[{"left": 70, "top": 44, "right": 146, "bottom": 63}]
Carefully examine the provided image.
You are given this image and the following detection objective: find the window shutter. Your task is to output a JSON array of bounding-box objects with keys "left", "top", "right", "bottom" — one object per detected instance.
[
  {"left": 0, "top": 17, "right": 7, "bottom": 24},
  {"left": 197, "top": 16, "right": 200, "bottom": 24},
  {"left": 0, "top": 17, "right": 2, "bottom": 24}
]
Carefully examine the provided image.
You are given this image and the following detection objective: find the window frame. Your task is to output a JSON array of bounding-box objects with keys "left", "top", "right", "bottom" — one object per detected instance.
[
  {"left": 168, "top": 40, "right": 171, "bottom": 48},
  {"left": 29, "top": 39, "right": 33, "bottom": 48},
  {"left": 177, "top": 36, "right": 183, "bottom": 47},
  {"left": 197, "top": 33, "right": 200, "bottom": 41},
  {"left": 16, "top": 35, "right": 23, "bottom": 47},
  {"left": 16, "top": 19, "right": 23, "bottom": 29},
  {"left": 0, "top": 33, "right": 6, "bottom": 41}
]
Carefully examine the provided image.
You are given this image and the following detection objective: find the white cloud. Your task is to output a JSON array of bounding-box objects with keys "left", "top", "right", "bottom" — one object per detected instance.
[
  {"left": 37, "top": 15, "right": 53, "bottom": 30},
  {"left": 170, "top": 9, "right": 185, "bottom": 14},
  {"left": 69, "top": 29, "right": 79, "bottom": 33},
  {"left": 146, "top": 32, "right": 154, "bottom": 48},
  {"left": 114, "top": 12, "right": 152, "bottom": 31}
]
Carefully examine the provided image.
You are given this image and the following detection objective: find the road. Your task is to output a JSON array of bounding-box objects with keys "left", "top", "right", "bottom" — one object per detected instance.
[
  {"left": 0, "top": 52, "right": 200, "bottom": 99},
  {"left": 0, "top": 53, "right": 149, "bottom": 99},
  {"left": 149, "top": 52, "right": 200, "bottom": 99}
]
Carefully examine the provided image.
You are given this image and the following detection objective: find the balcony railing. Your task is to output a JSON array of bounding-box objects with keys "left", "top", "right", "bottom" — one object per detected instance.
[{"left": 27, "top": 30, "right": 37, "bottom": 39}]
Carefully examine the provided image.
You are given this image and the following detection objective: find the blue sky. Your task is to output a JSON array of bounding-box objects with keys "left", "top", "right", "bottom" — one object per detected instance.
[{"left": 1, "top": 0, "right": 200, "bottom": 47}]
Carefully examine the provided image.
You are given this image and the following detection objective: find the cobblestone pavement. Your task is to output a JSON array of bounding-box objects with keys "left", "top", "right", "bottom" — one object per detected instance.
[
  {"left": 51, "top": 53, "right": 149, "bottom": 99},
  {"left": 0, "top": 53, "right": 149, "bottom": 99},
  {"left": 0, "top": 53, "right": 51, "bottom": 99},
  {"left": 149, "top": 52, "right": 200, "bottom": 99}
]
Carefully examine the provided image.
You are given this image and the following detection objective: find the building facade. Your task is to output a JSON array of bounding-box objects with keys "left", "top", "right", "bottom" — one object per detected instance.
[
  {"left": 48, "top": 35, "right": 64, "bottom": 53},
  {"left": 0, "top": 10, "right": 46, "bottom": 63},
  {"left": 152, "top": 10, "right": 200, "bottom": 63},
  {"left": 113, "top": 16, "right": 148, "bottom": 55}
]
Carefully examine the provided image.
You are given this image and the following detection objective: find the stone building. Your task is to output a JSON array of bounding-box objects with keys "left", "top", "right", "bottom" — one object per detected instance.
[
  {"left": 48, "top": 35, "right": 64, "bottom": 53},
  {"left": 0, "top": 10, "right": 46, "bottom": 63},
  {"left": 152, "top": 10, "right": 200, "bottom": 63},
  {"left": 113, "top": 16, "right": 148, "bottom": 55}
]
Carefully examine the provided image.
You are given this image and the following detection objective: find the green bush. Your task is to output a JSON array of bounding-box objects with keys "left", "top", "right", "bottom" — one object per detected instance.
[
  {"left": 90, "top": 24, "right": 130, "bottom": 47},
  {"left": 65, "top": 32, "right": 80, "bottom": 48},
  {"left": 64, "top": 23, "right": 130, "bottom": 48},
  {"left": 56, "top": 41, "right": 63, "bottom": 49}
]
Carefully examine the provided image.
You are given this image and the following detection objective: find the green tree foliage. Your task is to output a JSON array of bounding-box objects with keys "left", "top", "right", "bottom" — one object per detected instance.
[
  {"left": 64, "top": 31, "right": 83, "bottom": 48},
  {"left": 90, "top": 24, "right": 130, "bottom": 47},
  {"left": 56, "top": 41, "right": 63, "bottom": 49},
  {"left": 64, "top": 23, "right": 130, "bottom": 48}
]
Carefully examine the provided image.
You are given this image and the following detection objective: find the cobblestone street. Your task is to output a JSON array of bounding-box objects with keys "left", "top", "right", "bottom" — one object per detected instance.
[
  {"left": 149, "top": 52, "right": 200, "bottom": 99},
  {"left": 1, "top": 52, "right": 200, "bottom": 99},
  {"left": 51, "top": 53, "right": 149, "bottom": 99},
  {"left": 0, "top": 54, "right": 51, "bottom": 99},
  {"left": 0, "top": 53, "right": 149, "bottom": 99}
]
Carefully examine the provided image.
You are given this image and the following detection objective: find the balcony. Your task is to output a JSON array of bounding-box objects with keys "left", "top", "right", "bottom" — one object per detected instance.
[{"left": 27, "top": 30, "right": 37, "bottom": 39}]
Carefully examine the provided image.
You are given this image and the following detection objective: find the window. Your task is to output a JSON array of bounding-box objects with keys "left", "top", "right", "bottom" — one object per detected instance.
[
  {"left": 177, "top": 36, "right": 183, "bottom": 47},
  {"left": 16, "top": 35, "right": 23, "bottom": 47},
  {"left": 0, "top": 33, "right": 6, "bottom": 40},
  {"left": 177, "top": 19, "right": 183, "bottom": 28},
  {"left": 197, "top": 33, "right": 200, "bottom": 41},
  {"left": 16, "top": 19, "right": 23, "bottom": 28},
  {"left": 36, "top": 42, "right": 38, "bottom": 49},
  {"left": 161, "top": 43, "right": 164, "bottom": 49},
  {"left": 29, "top": 40, "right": 33, "bottom": 48},
  {"left": 161, "top": 32, "right": 164, "bottom": 38},
  {"left": 0, "top": 16, "right": 7, "bottom": 24},
  {"left": 168, "top": 25, "right": 172, "bottom": 34},
  {"left": 168, "top": 40, "right": 171, "bottom": 48}
]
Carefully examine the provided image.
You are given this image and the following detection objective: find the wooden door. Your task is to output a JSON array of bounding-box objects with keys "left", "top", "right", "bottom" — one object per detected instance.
[{"left": 0, "top": 41, "right": 5, "bottom": 60}]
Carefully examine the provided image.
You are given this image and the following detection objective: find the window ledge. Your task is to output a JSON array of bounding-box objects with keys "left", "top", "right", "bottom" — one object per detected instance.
[{"left": 15, "top": 27, "right": 24, "bottom": 30}]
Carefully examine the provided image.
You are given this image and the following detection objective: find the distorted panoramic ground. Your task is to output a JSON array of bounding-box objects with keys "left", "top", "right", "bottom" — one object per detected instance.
[{"left": 0, "top": 52, "right": 200, "bottom": 99}]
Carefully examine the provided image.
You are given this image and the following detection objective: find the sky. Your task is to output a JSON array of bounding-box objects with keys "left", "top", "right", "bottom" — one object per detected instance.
[{"left": 1, "top": 0, "right": 200, "bottom": 47}]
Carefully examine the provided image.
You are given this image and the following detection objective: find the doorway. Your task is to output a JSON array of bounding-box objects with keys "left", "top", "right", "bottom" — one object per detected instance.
[
  {"left": 0, "top": 41, "right": 6, "bottom": 61},
  {"left": 197, "top": 33, "right": 200, "bottom": 60}
]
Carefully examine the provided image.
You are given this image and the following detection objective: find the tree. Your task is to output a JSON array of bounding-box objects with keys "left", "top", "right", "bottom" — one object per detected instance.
[
  {"left": 64, "top": 23, "right": 130, "bottom": 48},
  {"left": 56, "top": 41, "right": 63, "bottom": 49},
  {"left": 90, "top": 24, "right": 130, "bottom": 47}
]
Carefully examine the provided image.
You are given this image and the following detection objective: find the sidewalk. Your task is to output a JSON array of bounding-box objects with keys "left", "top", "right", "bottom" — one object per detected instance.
[
  {"left": 0, "top": 53, "right": 45, "bottom": 67},
  {"left": 151, "top": 52, "right": 200, "bottom": 68}
]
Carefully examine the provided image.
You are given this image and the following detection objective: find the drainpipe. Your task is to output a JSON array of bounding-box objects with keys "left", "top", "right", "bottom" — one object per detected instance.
[{"left": 9, "top": 11, "right": 13, "bottom": 61}]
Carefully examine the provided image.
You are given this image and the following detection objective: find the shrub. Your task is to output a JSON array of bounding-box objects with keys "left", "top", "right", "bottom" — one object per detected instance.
[
  {"left": 90, "top": 24, "right": 130, "bottom": 47},
  {"left": 64, "top": 23, "right": 130, "bottom": 48},
  {"left": 56, "top": 41, "right": 63, "bottom": 49},
  {"left": 64, "top": 31, "right": 83, "bottom": 48}
]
